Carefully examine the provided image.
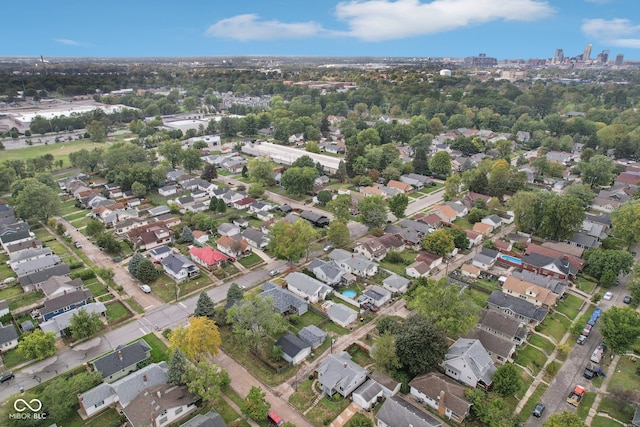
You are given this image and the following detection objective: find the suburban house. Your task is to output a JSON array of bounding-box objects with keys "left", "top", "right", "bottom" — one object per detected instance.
[
  {"left": 465, "top": 328, "right": 516, "bottom": 365},
  {"left": 122, "top": 378, "right": 198, "bottom": 427},
  {"left": 20, "top": 264, "right": 72, "bottom": 293},
  {"left": 232, "top": 197, "right": 256, "bottom": 211},
  {"left": 431, "top": 204, "right": 458, "bottom": 223},
  {"left": 308, "top": 259, "right": 346, "bottom": 287},
  {"left": 0, "top": 300, "right": 8, "bottom": 318},
  {"left": 316, "top": 352, "right": 367, "bottom": 398},
  {"left": 39, "top": 302, "right": 106, "bottom": 338},
  {"left": 298, "top": 325, "right": 327, "bottom": 349},
  {"left": 191, "top": 230, "right": 209, "bottom": 245},
  {"left": 387, "top": 180, "right": 413, "bottom": 194},
  {"left": 461, "top": 264, "right": 482, "bottom": 280},
  {"left": 328, "top": 249, "right": 378, "bottom": 277},
  {"left": 189, "top": 246, "right": 228, "bottom": 269},
  {"left": 410, "top": 372, "right": 472, "bottom": 424},
  {"left": 525, "top": 243, "right": 586, "bottom": 272},
  {"left": 362, "top": 285, "right": 392, "bottom": 307},
  {"left": 465, "top": 230, "right": 483, "bottom": 248},
  {"left": 493, "top": 239, "right": 512, "bottom": 252},
  {"left": 487, "top": 291, "right": 549, "bottom": 326},
  {"left": 158, "top": 185, "right": 178, "bottom": 197},
  {"left": 477, "top": 310, "right": 528, "bottom": 345},
  {"left": 150, "top": 246, "right": 172, "bottom": 263},
  {"left": 353, "top": 236, "right": 388, "bottom": 262},
  {"left": 114, "top": 217, "right": 151, "bottom": 236},
  {"left": 180, "top": 409, "right": 227, "bottom": 427},
  {"left": 400, "top": 219, "right": 432, "bottom": 237},
  {"left": 406, "top": 252, "right": 443, "bottom": 278},
  {"left": 1, "top": 230, "right": 34, "bottom": 251},
  {"left": 39, "top": 276, "right": 84, "bottom": 299},
  {"left": 352, "top": 379, "right": 385, "bottom": 411},
  {"left": 566, "top": 232, "right": 600, "bottom": 249},
  {"left": 285, "top": 272, "right": 332, "bottom": 303},
  {"left": 378, "top": 233, "right": 406, "bottom": 252},
  {"left": 472, "top": 222, "right": 493, "bottom": 236},
  {"left": 128, "top": 223, "right": 174, "bottom": 251},
  {"left": 217, "top": 222, "right": 241, "bottom": 237},
  {"left": 216, "top": 235, "right": 250, "bottom": 259},
  {"left": 148, "top": 205, "right": 171, "bottom": 217},
  {"left": 445, "top": 202, "right": 468, "bottom": 218},
  {"left": 481, "top": 214, "right": 502, "bottom": 229},
  {"left": 300, "top": 210, "right": 330, "bottom": 228},
  {"left": 502, "top": 276, "right": 559, "bottom": 308},
  {"left": 37, "top": 289, "right": 93, "bottom": 321},
  {"left": 162, "top": 253, "right": 200, "bottom": 282},
  {"left": 400, "top": 173, "right": 433, "bottom": 189},
  {"left": 0, "top": 322, "right": 19, "bottom": 353},
  {"left": 260, "top": 282, "right": 308, "bottom": 315},
  {"left": 9, "top": 247, "right": 53, "bottom": 268},
  {"left": 520, "top": 252, "right": 577, "bottom": 280},
  {"left": 443, "top": 338, "right": 496, "bottom": 389},
  {"left": 12, "top": 254, "right": 61, "bottom": 277},
  {"left": 92, "top": 339, "right": 152, "bottom": 383},
  {"left": 376, "top": 396, "right": 442, "bottom": 427},
  {"left": 326, "top": 303, "right": 358, "bottom": 327},
  {"left": 382, "top": 274, "right": 410, "bottom": 294},
  {"left": 241, "top": 228, "right": 270, "bottom": 249},
  {"left": 275, "top": 333, "right": 311, "bottom": 365},
  {"left": 472, "top": 248, "right": 499, "bottom": 270},
  {"left": 510, "top": 269, "right": 568, "bottom": 296}
]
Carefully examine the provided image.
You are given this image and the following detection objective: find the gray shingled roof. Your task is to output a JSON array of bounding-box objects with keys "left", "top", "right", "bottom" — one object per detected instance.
[
  {"left": 180, "top": 409, "right": 227, "bottom": 427},
  {"left": 9, "top": 247, "right": 52, "bottom": 263},
  {"left": 19, "top": 264, "right": 71, "bottom": 288},
  {"left": 0, "top": 322, "right": 18, "bottom": 345},
  {"left": 13, "top": 255, "right": 61, "bottom": 276},
  {"left": 275, "top": 333, "right": 311, "bottom": 359},
  {"left": 327, "top": 303, "right": 357, "bottom": 324},
  {"left": 445, "top": 338, "right": 496, "bottom": 386},
  {"left": 260, "top": 282, "right": 308, "bottom": 314},
  {"left": 161, "top": 253, "right": 197, "bottom": 275},
  {"left": 92, "top": 339, "right": 152, "bottom": 378},
  {"left": 40, "top": 289, "right": 93, "bottom": 317},
  {"left": 298, "top": 325, "right": 327, "bottom": 348},
  {"left": 285, "top": 272, "right": 331, "bottom": 298},
  {"left": 487, "top": 291, "right": 548, "bottom": 322},
  {"left": 353, "top": 379, "right": 383, "bottom": 402},
  {"left": 465, "top": 328, "right": 515, "bottom": 360},
  {"left": 377, "top": 396, "right": 442, "bottom": 427},
  {"left": 382, "top": 274, "right": 410, "bottom": 291}
]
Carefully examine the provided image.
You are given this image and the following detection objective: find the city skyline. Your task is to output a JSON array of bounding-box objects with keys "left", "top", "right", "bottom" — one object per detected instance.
[{"left": 2, "top": 0, "right": 640, "bottom": 60}]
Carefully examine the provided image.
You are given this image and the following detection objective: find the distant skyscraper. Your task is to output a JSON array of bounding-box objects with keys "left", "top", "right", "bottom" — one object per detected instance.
[
  {"left": 615, "top": 54, "right": 624, "bottom": 66},
  {"left": 601, "top": 50, "right": 610, "bottom": 63},
  {"left": 555, "top": 48, "right": 564, "bottom": 63},
  {"left": 583, "top": 44, "right": 592, "bottom": 61}
]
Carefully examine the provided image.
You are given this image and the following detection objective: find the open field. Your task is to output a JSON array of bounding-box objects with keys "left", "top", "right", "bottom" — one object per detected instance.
[{"left": 1, "top": 140, "right": 107, "bottom": 167}]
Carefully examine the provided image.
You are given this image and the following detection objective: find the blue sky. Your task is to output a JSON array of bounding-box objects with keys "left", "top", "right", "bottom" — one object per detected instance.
[{"left": 2, "top": 0, "right": 640, "bottom": 60}]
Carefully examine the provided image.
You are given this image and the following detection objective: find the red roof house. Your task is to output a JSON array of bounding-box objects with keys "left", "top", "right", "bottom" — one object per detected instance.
[{"left": 189, "top": 246, "right": 228, "bottom": 269}]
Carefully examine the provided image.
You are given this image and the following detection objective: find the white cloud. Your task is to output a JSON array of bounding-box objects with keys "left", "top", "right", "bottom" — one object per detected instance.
[
  {"left": 582, "top": 18, "right": 640, "bottom": 48},
  {"left": 334, "top": 0, "right": 555, "bottom": 41},
  {"left": 204, "top": 14, "right": 326, "bottom": 41},
  {"left": 54, "top": 38, "right": 93, "bottom": 47},
  {"left": 205, "top": 0, "right": 553, "bottom": 42}
]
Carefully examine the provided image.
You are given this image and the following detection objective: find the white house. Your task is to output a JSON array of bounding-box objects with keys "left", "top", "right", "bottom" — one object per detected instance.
[
  {"left": 275, "top": 333, "right": 312, "bottom": 365},
  {"left": 158, "top": 185, "right": 178, "bottom": 197},
  {"left": 443, "top": 338, "right": 496, "bottom": 389},
  {"left": 327, "top": 302, "right": 358, "bottom": 328},
  {"left": 161, "top": 253, "right": 200, "bottom": 282},
  {"left": 285, "top": 272, "right": 331, "bottom": 304},
  {"left": 0, "top": 322, "right": 19, "bottom": 352},
  {"left": 328, "top": 249, "right": 378, "bottom": 277}
]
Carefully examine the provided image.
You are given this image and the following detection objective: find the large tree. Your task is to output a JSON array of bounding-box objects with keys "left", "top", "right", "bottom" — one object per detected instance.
[
  {"left": 226, "top": 295, "right": 289, "bottom": 353},
  {"left": 359, "top": 195, "right": 388, "bottom": 229},
  {"left": 387, "top": 193, "right": 409, "bottom": 218},
  {"left": 17, "top": 329, "right": 56, "bottom": 360},
  {"left": 201, "top": 163, "right": 218, "bottom": 181},
  {"left": 583, "top": 249, "right": 634, "bottom": 287},
  {"left": 543, "top": 411, "right": 587, "bottom": 427},
  {"left": 268, "top": 219, "right": 317, "bottom": 264},
  {"left": 13, "top": 179, "right": 61, "bottom": 221},
  {"left": 248, "top": 156, "right": 275, "bottom": 185},
  {"left": 182, "top": 148, "right": 203, "bottom": 173},
  {"left": 407, "top": 278, "right": 480, "bottom": 336},
  {"left": 395, "top": 314, "right": 448, "bottom": 376},
  {"left": 194, "top": 291, "right": 215, "bottom": 317},
  {"left": 327, "top": 194, "right": 353, "bottom": 223},
  {"left": 169, "top": 316, "right": 222, "bottom": 362},
  {"left": 611, "top": 199, "right": 640, "bottom": 250},
  {"left": 167, "top": 348, "right": 189, "bottom": 385},
  {"left": 577, "top": 154, "right": 616, "bottom": 187},
  {"left": 227, "top": 282, "right": 244, "bottom": 301},
  {"left": 429, "top": 151, "right": 451, "bottom": 176},
  {"left": 371, "top": 332, "right": 400, "bottom": 374},
  {"left": 599, "top": 306, "right": 640, "bottom": 355},
  {"left": 281, "top": 166, "right": 318, "bottom": 196},
  {"left": 68, "top": 308, "right": 103, "bottom": 339},
  {"left": 421, "top": 229, "right": 455, "bottom": 256},
  {"left": 492, "top": 363, "right": 523, "bottom": 397},
  {"left": 158, "top": 140, "right": 183, "bottom": 168},
  {"left": 327, "top": 220, "right": 351, "bottom": 248},
  {"left": 183, "top": 360, "right": 230, "bottom": 402},
  {"left": 243, "top": 386, "right": 270, "bottom": 421}
]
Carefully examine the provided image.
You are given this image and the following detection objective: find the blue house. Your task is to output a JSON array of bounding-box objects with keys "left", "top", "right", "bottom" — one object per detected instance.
[{"left": 39, "top": 289, "right": 93, "bottom": 321}]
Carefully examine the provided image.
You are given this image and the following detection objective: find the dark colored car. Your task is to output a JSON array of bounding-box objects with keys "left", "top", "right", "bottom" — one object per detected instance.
[
  {"left": 532, "top": 403, "right": 545, "bottom": 418},
  {"left": 0, "top": 372, "right": 15, "bottom": 383},
  {"left": 624, "top": 295, "right": 632, "bottom": 304}
]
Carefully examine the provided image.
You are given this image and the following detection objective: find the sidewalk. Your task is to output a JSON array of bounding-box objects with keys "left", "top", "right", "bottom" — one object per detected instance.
[
  {"left": 585, "top": 354, "right": 620, "bottom": 425},
  {"left": 515, "top": 296, "right": 594, "bottom": 414}
]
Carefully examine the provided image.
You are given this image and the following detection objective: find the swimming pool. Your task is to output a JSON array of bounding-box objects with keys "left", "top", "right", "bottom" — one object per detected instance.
[
  {"left": 342, "top": 290, "right": 357, "bottom": 298},
  {"left": 499, "top": 254, "right": 522, "bottom": 265}
]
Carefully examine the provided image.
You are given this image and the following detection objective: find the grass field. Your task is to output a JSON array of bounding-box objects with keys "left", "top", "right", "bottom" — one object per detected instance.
[
  {"left": 528, "top": 333, "right": 555, "bottom": 355},
  {"left": 238, "top": 252, "right": 263, "bottom": 268},
  {"left": 105, "top": 301, "right": 131, "bottom": 323},
  {"left": 608, "top": 355, "right": 640, "bottom": 392},
  {"left": 289, "top": 378, "right": 316, "bottom": 412},
  {"left": 519, "top": 383, "right": 548, "bottom": 420},
  {"left": 555, "top": 294, "right": 584, "bottom": 320},
  {"left": 515, "top": 345, "right": 547, "bottom": 375},
  {"left": 537, "top": 312, "right": 569, "bottom": 342},
  {"left": 576, "top": 391, "right": 597, "bottom": 420},
  {"left": 1, "top": 140, "right": 107, "bottom": 167}
]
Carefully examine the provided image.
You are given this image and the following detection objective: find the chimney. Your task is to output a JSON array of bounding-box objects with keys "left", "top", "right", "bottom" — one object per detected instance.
[
  {"left": 117, "top": 351, "right": 123, "bottom": 361},
  {"left": 143, "top": 374, "right": 147, "bottom": 383},
  {"left": 438, "top": 390, "right": 446, "bottom": 416},
  {"left": 344, "top": 362, "right": 348, "bottom": 368}
]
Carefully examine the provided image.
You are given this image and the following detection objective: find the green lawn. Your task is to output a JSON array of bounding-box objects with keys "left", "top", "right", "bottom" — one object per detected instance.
[
  {"left": 0, "top": 284, "right": 24, "bottom": 301},
  {"left": 576, "top": 391, "right": 597, "bottom": 420},
  {"left": 306, "top": 396, "right": 351, "bottom": 427},
  {"left": 149, "top": 273, "right": 214, "bottom": 303},
  {"left": 537, "top": 312, "right": 569, "bottom": 342},
  {"left": 8, "top": 290, "right": 44, "bottom": 311},
  {"left": 519, "top": 383, "right": 548, "bottom": 419},
  {"left": 63, "top": 210, "right": 89, "bottom": 221},
  {"left": 87, "top": 282, "right": 109, "bottom": 297},
  {"left": 515, "top": 345, "right": 547, "bottom": 375},
  {"left": 597, "top": 396, "right": 636, "bottom": 424},
  {"left": 464, "top": 287, "right": 490, "bottom": 309},
  {"left": 608, "top": 355, "right": 640, "bottom": 392},
  {"left": 555, "top": 294, "right": 584, "bottom": 320},
  {"left": 591, "top": 415, "right": 622, "bottom": 427},
  {"left": 140, "top": 333, "right": 170, "bottom": 362},
  {"left": 419, "top": 183, "right": 444, "bottom": 194},
  {"left": 0, "top": 140, "right": 107, "bottom": 167},
  {"left": 105, "top": 301, "right": 131, "bottom": 323},
  {"left": 238, "top": 252, "right": 263, "bottom": 268},
  {"left": 63, "top": 407, "right": 122, "bottom": 427},
  {"left": 289, "top": 378, "right": 316, "bottom": 412},
  {"left": 59, "top": 200, "right": 83, "bottom": 215},
  {"left": 452, "top": 217, "right": 473, "bottom": 230},
  {"left": 2, "top": 348, "right": 30, "bottom": 368},
  {"left": 528, "top": 333, "right": 555, "bottom": 355},
  {"left": 288, "top": 310, "right": 326, "bottom": 333},
  {"left": 126, "top": 297, "right": 145, "bottom": 314},
  {"left": 346, "top": 343, "right": 374, "bottom": 367},
  {"left": 574, "top": 276, "right": 598, "bottom": 293}
]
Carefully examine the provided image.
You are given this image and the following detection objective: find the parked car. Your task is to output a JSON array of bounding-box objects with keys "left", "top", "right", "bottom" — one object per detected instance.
[
  {"left": 623, "top": 295, "right": 632, "bottom": 304},
  {"left": 577, "top": 335, "right": 587, "bottom": 345},
  {"left": 368, "top": 304, "right": 379, "bottom": 312},
  {"left": 603, "top": 291, "right": 613, "bottom": 300},
  {"left": 323, "top": 244, "right": 334, "bottom": 252},
  {"left": 139, "top": 284, "right": 151, "bottom": 293},
  {"left": 0, "top": 372, "right": 14, "bottom": 383},
  {"left": 532, "top": 403, "right": 545, "bottom": 418},
  {"left": 269, "top": 269, "right": 279, "bottom": 277},
  {"left": 582, "top": 324, "right": 593, "bottom": 337},
  {"left": 73, "top": 241, "right": 82, "bottom": 249}
]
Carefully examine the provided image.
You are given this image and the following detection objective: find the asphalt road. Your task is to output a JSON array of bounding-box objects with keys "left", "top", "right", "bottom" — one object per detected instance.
[{"left": 405, "top": 187, "right": 445, "bottom": 215}]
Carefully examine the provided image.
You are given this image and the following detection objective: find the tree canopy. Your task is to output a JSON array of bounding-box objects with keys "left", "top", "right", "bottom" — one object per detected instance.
[
  {"left": 169, "top": 316, "right": 222, "bottom": 362},
  {"left": 359, "top": 195, "right": 388, "bottom": 229},
  {"left": 395, "top": 314, "right": 448, "bottom": 376},
  {"left": 599, "top": 306, "right": 640, "bottom": 355},
  {"left": 267, "top": 218, "right": 317, "bottom": 264}
]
